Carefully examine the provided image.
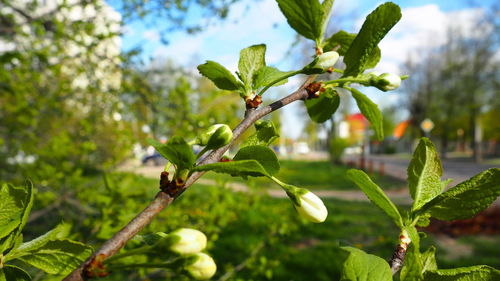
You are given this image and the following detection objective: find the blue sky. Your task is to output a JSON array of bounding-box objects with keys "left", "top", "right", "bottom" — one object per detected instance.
[{"left": 107, "top": 0, "right": 496, "bottom": 139}]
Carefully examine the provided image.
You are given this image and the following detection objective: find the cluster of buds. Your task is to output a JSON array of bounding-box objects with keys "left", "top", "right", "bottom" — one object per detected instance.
[
  {"left": 305, "top": 82, "right": 325, "bottom": 99},
  {"left": 368, "top": 71, "right": 402, "bottom": 91},
  {"left": 168, "top": 228, "right": 217, "bottom": 280}
]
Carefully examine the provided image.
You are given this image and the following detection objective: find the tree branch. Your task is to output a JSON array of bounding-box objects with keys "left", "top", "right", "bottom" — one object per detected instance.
[{"left": 63, "top": 75, "right": 314, "bottom": 281}]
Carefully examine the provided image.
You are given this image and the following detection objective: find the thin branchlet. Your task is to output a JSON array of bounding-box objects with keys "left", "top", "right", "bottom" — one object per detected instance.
[
  {"left": 62, "top": 76, "right": 315, "bottom": 281},
  {"left": 389, "top": 229, "right": 412, "bottom": 274}
]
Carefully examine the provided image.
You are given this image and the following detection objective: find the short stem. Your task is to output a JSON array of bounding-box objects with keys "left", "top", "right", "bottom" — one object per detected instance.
[
  {"left": 107, "top": 261, "right": 176, "bottom": 270},
  {"left": 323, "top": 77, "right": 369, "bottom": 86},
  {"left": 257, "top": 70, "right": 302, "bottom": 96},
  {"left": 269, "top": 176, "right": 297, "bottom": 193},
  {"left": 104, "top": 247, "right": 151, "bottom": 264}
]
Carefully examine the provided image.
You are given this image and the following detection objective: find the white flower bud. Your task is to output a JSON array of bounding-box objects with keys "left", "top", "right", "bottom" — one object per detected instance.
[
  {"left": 169, "top": 228, "right": 207, "bottom": 255},
  {"left": 197, "top": 124, "right": 233, "bottom": 150},
  {"left": 370, "top": 72, "right": 401, "bottom": 91},
  {"left": 185, "top": 253, "right": 217, "bottom": 280},
  {"left": 315, "top": 51, "right": 339, "bottom": 70},
  {"left": 294, "top": 191, "right": 328, "bottom": 223},
  {"left": 379, "top": 73, "right": 401, "bottom": 91}
]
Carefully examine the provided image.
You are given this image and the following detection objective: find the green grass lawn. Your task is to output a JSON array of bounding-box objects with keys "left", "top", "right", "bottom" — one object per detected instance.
[
  {"left": 26, "top": 172, "right": 498, "bottom": 280},
  {"left": 203, "top": 159, "right": 406, "bottom": 190}
]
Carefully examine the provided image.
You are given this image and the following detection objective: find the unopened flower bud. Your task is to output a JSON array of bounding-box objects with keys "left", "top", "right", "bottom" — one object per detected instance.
[
  {"left": 169, "top": 228, "right": 207, "bottom": 255},
  {"left": 197, "top": 124, "right": 233, "bottom": 150},
  {"left": 287, "top": 188, "right": 328, "bottom": 223},
  {"left": 185, "top": 253, "right": 217, "bottom": 280},
  {"left": 370, "top": 72, "right": 401, "bottom": 91},
  {"left": 315, "top": 51, "right": 339, "bottom": 70}
]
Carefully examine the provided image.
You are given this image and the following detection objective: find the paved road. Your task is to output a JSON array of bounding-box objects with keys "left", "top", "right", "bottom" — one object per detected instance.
[{"left": 343, "top": 154, "right": 498, "bottom": 185}]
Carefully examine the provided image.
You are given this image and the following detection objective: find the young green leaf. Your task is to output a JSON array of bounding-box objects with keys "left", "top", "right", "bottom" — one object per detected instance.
[
  {"left": 324, "top": 30, "right": 356, "bottom": 54},
  {"left": 0, "top": 265, "right": 31, "bottom": 281},
  {"left": 192, "top": 160, "right": 271, "bottom": 178},
  {"left": 418, "top": 168, "right": 500, "bottom": 221},
  {"left": 15, "top": 181, "right": 34, "bottom": 239},
  {"left": 305, "top": 88, "right": 340, "bottom": 123},
  {"left": 253, "top": 66, "right": 294, "bottom": 90},
  {"left": 197, "top": 61, "right": 242, "bottom": 91},
  {"left": 400, "top": 226, "right": 422, "bottom": 281},
  {"left": 241, "top": 120, "right": 280, "bottom": 147},
  {"left": 0, "top": 184, "right": 25, "bottom": 239},
  {"left": 423, "top": 265, "right": 500, "bottom": 281},
  {"left": 319, "top": 0, "right": 335, "bottom": 42},
  {"left": 343, "top": 2, "right": 401, "bottom": 77},
  {"left": 339, "top": 247, "right": 392, "bottom": 281},
  {"left": 233, "top": 145, "right": 280, "bottom": 176},
  {"left": 324, "top": 30, "right": 381, "bottom": 69},
  {"left": 349, "top": 88, "right": 384, "bottom": 140},
  {"left": 0, "top": 182, "right": 33, "bottom": 252},
  {"left": 407, "top": 138, "right": 443, "bottom": 212},
  {"left": 347, "top": 169, "right": 403, "bottom": 228},
  {"left": 148, "top": 137, "right": 196, "bottom": 171},
  {"left": 238, "top": 44, "right": 266, "bottom": 87},
  {"left": 276, "top": 0, "right": 323, "bottom": 42},
  {"left": 16, "top": 239, "right": 92, "bottom": 275},
  {"left": 421, "top": 246, "right": 438, "bottom": 274},
  {"left": 6, "top": 223, "right": 71, "bottom": 260}
]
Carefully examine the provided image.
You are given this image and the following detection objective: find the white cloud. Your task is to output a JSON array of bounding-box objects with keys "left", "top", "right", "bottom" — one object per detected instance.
[
  {"left": 143, "top": 30, "right": 160, "bottom": 42},
  {"left": 369, "top": 4, "right": 487, "bottom": 75}
]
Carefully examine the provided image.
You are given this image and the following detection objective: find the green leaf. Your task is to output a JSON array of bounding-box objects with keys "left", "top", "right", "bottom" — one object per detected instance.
[
  {"left": 324, "top": 30, "right": 356, "bottom": 54},
  {"left": 241, "top": 120, "right": 280, "bottom": 147},
  {"left": 276, "top": 0, "right": 323, "bottom": 41},
  {"left": 343, "top": 2, "right": 401, "bottom": 77},
  {"left": 7, "top": 223, "right": 71, "bottom": 260},
  {"left": 339, "top": 246, "right": 392, "bottom": 281},
  {"left": 419, "top": 168, "right": 500, "bottom": 221},
  {"left": 350, "top": 88, "right": 384, "bottom": 140},
  {"left": 253, "top": 66, "right": 294, "bottom": 90},
  {"left": 305, "top": 88, "right": 340, "bottom": 123},
  {"left": 400, "top": 226, "right": 422, "bottom": 281},
  {"left": 0, "top": 182, "right": 33, "bottom": 252},
  {"left": 233, "top": 145, "right": 280, "bottom": 176},
  {"left": 347, "top": 169, "right": 403, "bottom": 228},
  {"left": 424, "top": 265, "right": 500, "bottom": 281},
  {"left": 0, "top": 184, "right": 25, "bottom": 239},
  {"left": 148, "top": 137, "right": 196, "bottom": 171},
  {"left": 238, "top": 44, "right": 266, "bottom": 87},
  {"left": 421, "top": 246, "right": 438, "bottom": 274},
  {"left": 407, "top": 138, "right": 443, "bottom": 212},
  {"left": 197, "top": 61, "right": 242, "bottom": 91},
  {"left": 193, "top": 145, "right": 280, "bottom": 178},
  {"left": 17, "top": 239, "right": 92, "bottom": 275},
  {"left": 192, "top": 160, "right": 271, "bottom": 178},
  {"left": 0, "top": 265, "right": 31, "bottom": 281},
  {"left": 324, "top": 30, "right": 381, "bottom": 69},
  {"left": 16, "top": 181, "right": 34, "bottom": 239}
]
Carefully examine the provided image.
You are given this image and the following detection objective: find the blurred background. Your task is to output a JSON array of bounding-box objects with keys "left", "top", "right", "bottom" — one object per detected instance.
[{"left": 0, "top": 0, "right": 498, "bottom": 280}]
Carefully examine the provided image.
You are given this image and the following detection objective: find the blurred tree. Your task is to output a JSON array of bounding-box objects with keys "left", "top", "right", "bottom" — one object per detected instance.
[
  {"left": 402, "top": 9, "right": 499, "bottom": 161},
  {"left": 0, "top": 0, "right": 131, "bottom": 187},
  {"left": 121, "top": 59, "right": 243, "bottom": 142}
]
